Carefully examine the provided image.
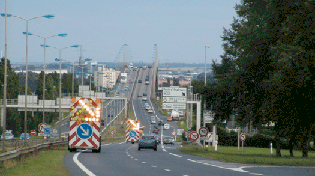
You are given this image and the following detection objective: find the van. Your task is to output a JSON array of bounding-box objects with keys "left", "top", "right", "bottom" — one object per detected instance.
[{"left": 164, "top": 124, "right": 170, "bottom": 129}]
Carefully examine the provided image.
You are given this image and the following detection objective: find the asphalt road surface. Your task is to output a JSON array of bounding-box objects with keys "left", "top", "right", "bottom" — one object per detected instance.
[{"left": 64, "top": 67, "right": 315, "bottom": 176}]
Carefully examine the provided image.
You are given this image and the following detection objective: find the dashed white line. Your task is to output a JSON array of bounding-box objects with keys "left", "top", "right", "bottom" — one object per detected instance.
[
  {"left": 151, "top": 165, "right": 157, "bottom": 167},
  {"left": 250, "top": 173, "right": 264, "bottom": 175},
  {"left": 164, "top": 169, "right": 171, "bottom": 172},
  {"left": 142, "top": 162, "right": 146, "bottom": 163},
  {"left": 134, "top": 159, "right": 138, "bottom": 161}
]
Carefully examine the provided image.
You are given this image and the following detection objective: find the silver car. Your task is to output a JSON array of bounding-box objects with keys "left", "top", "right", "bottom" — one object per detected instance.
[{"left": 1, "top": 132, "right": 14, "bottom": 140}]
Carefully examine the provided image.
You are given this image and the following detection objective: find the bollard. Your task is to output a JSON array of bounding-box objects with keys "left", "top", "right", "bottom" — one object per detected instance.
[
  {"left": 270, "top": 142, "right": 273, "bottom": 154},
  {"left": 214, "top": 141, "right": 217, "bottom": 151}
]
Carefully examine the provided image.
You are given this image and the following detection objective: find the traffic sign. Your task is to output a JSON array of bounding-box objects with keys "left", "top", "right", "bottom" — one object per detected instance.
[
  {"left": 30, "top": 130, "right": 36, "bottom": 136},
  {"left": 184, "top": 131, "right": 188, "bottom": 138},
  {"left": 172, "top": 131, "right": 176, "bottom": 136},
  {"left": 44, "top": 128, "right": 50, "bottom": 134},
  {"left": 38, "top": 123, "right": 47, "bottom": 133},
  {"left": 77, "top": 123, "right": 93, "bottom": 139},
  {"left": 110, "top": 130, "right": 116, "bottom": 136},
  {"left": 240, "top": 133, "right": 246, "bottom": 142},
  {"left": 207, "top": 132, "right": 213, "bottom": 142},
  {"left": 189, "top": 131, "right": 199, "bottom": 141},
  {"left": 180, "top": 121, "right": 184, "bottom": 125},
  {"left": 199, "top": 127, "right": 208, "bottom": 137},
  {"left": 129, "top": 130, "right": 137, "bottom": 138}
]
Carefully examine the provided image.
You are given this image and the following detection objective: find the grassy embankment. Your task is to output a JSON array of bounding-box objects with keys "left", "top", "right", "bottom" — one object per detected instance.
[{"left": 179, "top": 145, "right": 315, "bottom": 166}]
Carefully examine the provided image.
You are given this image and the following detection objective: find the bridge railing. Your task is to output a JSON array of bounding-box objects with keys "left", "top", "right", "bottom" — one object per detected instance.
[{"left": 0, "top": 99, "right": 18, "bottom": 106}]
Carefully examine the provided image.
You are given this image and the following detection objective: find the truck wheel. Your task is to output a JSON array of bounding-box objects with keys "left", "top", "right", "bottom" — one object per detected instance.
[{"left": 131, "top": 142, "right": 134, "bottom": 144}]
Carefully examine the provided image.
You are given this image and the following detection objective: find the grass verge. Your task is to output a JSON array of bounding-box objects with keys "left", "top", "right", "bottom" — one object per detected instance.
[
  {"left": 179, "top": 145, "right": 315, "bottom": 166},
  {"left": 2, "top": 146, "right": 70, "bottom": 176}
]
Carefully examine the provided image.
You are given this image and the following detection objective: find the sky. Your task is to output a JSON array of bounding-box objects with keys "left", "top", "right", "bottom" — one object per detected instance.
[{"left": 0, "top": 0, "right": 241, "bottom": 65}]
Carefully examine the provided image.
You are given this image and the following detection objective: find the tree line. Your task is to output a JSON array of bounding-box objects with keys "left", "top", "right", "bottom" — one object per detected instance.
[
  {"left": 0, "top": 57, "right": 83, "bottom": 136},
  {"left": 192, "top": 0, "right": 315, "bottom": 157}
]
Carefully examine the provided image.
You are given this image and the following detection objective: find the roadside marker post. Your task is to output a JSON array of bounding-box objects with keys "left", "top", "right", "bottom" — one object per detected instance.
[{"left": 240, "top": 133, "right": 246, "bottom": 153}]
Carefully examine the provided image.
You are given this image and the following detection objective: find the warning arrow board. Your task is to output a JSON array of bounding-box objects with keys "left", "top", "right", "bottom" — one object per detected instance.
[{"left": 189, "top": 131, "right": 199, "bottom": 141}]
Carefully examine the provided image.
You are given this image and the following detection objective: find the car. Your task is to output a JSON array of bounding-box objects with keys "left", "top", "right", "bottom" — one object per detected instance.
[
  {"left": 148, "top": 65, "right": 152, "bottom": 68},
  {"left": 164, "top": 123, "right": 170, "bottom": 130},
  {"left": 20, "top": 133, "right": 31, "bottom": 140},
  {"left": 115, "top": 93, "right": 120, "bottom": 98},
  {"left": 137, "top": 93, "right": 142, "bottom": 97},
  {"left": 152, "top": 129, "right": 159, "bottom": 134},
  {"left": 148, "top": 109, "right": 153, "bottom": 113},
  {"left": 167, "top": 117, "right": 172, "bottom": 121},
  {"left": 163, "top": 136, "right": 174, "bottom": 145},
  {"left": 143, "top": 93, "right": 147, "bottom": 96},
  {"left": 145, "top": 105, "right": 151, "bottom": 110},
  {"left": 1, "top": 132, "right": 14, "bottom": 140},
  {"left": 133, "top": 68, "right": 137, "bottom": 71},
  {"left": 150, "top": 118, "right": 156, "bottom": 124},
  {"left": 158, "top": 120, "right": 165, "bottom": 126},
  {"left": 138, "top": 134, "right": 157, "bottom": 151},
  {"left": 138, "top": 79, "right": 142, "bottom": 83},
  {"left": 145, "top": 81, "right": 149, "bottom": 85},
  {"left": 142, "top": 96, "right": 147, "bottom": 101}
]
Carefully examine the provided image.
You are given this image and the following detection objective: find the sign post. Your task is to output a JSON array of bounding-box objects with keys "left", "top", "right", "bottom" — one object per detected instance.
[{"left": 240, "top": 133, "right": 246, "bottom": 153}]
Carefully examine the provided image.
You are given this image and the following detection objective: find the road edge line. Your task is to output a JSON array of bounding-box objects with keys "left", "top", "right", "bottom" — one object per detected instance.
[{"left": 73, "top": 152, "right": 97, "bottom": 176}]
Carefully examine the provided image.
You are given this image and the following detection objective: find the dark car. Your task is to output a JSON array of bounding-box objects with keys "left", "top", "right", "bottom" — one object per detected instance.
[
  {"left": 138, "top": 79, "right": 142, "bottom": 83},
  {"left": 158, "top": 120, "right": 165, "bottom": 126},
  {"left": 138, "top": 135, "right": 157, "bottom": 151}
]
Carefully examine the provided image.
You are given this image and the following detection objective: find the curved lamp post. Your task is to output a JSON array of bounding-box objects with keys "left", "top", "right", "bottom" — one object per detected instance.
[
  {"left": 52, "top": 45, "right": 80, "bottom": 140},
  {"left": 1, "top": 13, "right": 54, "bottom": 144},
  {"left": 23, "top": 32, "right": 67, "bottom": 123}
]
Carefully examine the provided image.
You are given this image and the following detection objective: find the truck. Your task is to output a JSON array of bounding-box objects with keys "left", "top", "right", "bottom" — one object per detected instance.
[
  {"left": 125, "top": 119, "right": 144, "bottom": 144},
  {"left": 171, "top": 110, "right": 179, "bottom": 121},
  {"left": 68, "top": 97, "right": 102, "bottom": 153}
]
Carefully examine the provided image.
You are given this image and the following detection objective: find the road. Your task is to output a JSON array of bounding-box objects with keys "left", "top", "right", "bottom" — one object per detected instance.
[{"left": 63, "top": 67, "right": 315, "bottom": 176}]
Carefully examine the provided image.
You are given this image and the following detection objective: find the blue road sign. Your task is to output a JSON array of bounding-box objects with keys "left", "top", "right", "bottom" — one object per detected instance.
[
  {"left": 77, "top": 123, "right": 93, "bottom": 139},
  {"left": 44, "top": 128, "right": 50, "bottom": 134},
  {"left": 129, "top": 130, "right": 137, "bottom": 138}
]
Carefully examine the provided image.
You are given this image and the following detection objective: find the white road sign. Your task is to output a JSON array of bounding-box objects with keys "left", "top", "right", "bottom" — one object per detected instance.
[
  {"left": 162, "top": 103, "right": 186, "bottom": 110},
  {"left": 206, "top": 132, "right": 213, "bottom": 142},
  {"left": 163, "top": 97, "right": 187, "bottom": 103},
  {"left": 177, "top": 129, "right": 184, "bottom": 135},
  {"left": 162, "top": 87, "right": 187, "bottom": 97},
  {"left": 199, "top": 127, "right": 208, "bottom": 137},
  {"left": 204, "top": 110, "right": 215, "bottom": 123},
  {"left": 189, "top": 131, "right": 199, "bottom": 141}
]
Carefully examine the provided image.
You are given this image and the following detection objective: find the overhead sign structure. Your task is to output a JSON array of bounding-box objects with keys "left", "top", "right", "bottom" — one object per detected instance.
[
  {"left": 199, "top": 127, "right": 208, "bottom": 137},
  {"left": 77, "top": 123, "right": 93, "bottom": 139},
  {"left": 204, "top": 110, "right": 215, "bottom": 123},
  {"left": 38, "top": 123, "right": 47, "bottom": 133},
  {"left": 240, "top": 133, "right": 246, "bottom": 142},
  {"left": 163, "top": 97, "right": 187, "bottom": 103},
  {"left": 189, "top": 131, "right": 199, "bottom": 141}
]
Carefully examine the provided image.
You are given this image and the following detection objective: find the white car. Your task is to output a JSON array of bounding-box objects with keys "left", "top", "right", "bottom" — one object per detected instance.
[
  {"left": 142, "top": 96, "right": 147, "bottom": 101},
  {"left": 164, "top": 124, "right": 170, "bottom": 129}
]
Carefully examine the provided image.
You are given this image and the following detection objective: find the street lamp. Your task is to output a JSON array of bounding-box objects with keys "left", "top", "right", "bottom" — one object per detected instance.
[
  {"left": 1, "top": 13, "right": 54, "bottom": 145},
  {"left": 205, "top": 46, "right": 210, "bottom": 86},
  {"left": 23, "top": 32, "right": 67, "bottom": 123},
  {"left": 53, "top": 45, "right": 80, "bottom": 140}
]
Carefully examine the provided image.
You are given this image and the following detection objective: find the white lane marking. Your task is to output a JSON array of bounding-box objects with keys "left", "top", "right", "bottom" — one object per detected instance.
[
  {"left": 127, "top": 155, "right": 130, "bottom": 156},
  {"left": 163, "top": 149, "right": 166, "bottom": 152},
  {"left": 142, "top": 162, "right": 146, "bottom": 163},
  {"left": 101, "top": 144, "right": 111, "bottom": 146},
  {"left": 134, "top": 159, "right": 138, "bottom": 161},
  {"left": 250, "top": 173, "right": 264, "bottom": 175},
  {"left": 118, "top": 142, "right": 124, "bottom": 144},
  {"left": 164, "top": 169, "right": 171, "bottom": 172},
  {"left": 131, "top": 157, "right": 133, "bottom": 158},
  {"left": 152, "top": 165, "right": 157, "bottom": 167},
  {"left": 73, "top": 153, "right": 97, "bottom": 176}
]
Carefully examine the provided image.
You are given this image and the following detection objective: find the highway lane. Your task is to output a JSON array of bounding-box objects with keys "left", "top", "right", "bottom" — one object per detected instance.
[{"left": 64, "top": 66, "right": 315, "bottom": 176}]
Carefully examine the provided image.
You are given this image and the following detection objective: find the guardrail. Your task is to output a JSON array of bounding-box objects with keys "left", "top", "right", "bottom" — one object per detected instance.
[{"left": 0, "top": 140, "right": 67, "bottom": 171}]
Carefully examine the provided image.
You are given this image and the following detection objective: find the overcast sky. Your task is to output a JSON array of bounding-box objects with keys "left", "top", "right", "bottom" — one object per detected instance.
[{"left": 0, "top": 0, "right": 240, "bottom": 65}]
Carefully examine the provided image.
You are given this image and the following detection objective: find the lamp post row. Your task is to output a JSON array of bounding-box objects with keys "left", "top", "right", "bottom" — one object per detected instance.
[{"left": 0, "top": 11, "right": 82, "bottom": 144}]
